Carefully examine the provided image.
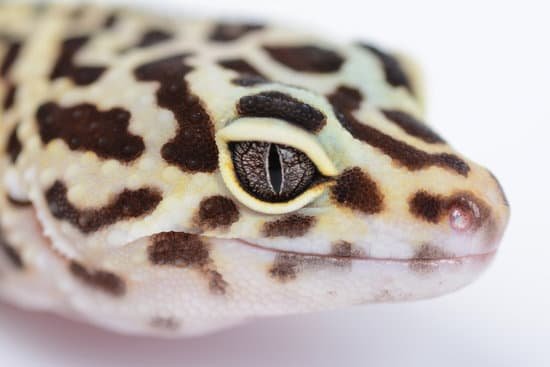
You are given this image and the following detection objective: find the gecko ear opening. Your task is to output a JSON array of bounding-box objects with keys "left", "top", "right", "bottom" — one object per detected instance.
[{"left": 217, "top": 117, "right": 338, "bottom": 214}]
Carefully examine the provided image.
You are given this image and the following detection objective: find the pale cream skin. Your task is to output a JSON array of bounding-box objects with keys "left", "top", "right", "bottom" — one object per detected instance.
[{"left": 0, "top": 4, "right": 509, "bottom": 336}]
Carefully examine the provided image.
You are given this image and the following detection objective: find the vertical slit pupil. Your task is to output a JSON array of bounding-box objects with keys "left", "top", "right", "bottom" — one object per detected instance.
[{"left": 268, "top": 143, "right": 282, "bottom": 194}]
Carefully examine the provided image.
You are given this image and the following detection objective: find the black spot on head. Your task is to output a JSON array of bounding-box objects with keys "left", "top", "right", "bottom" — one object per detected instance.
[
  {"left": 50, "top": 36, "right": 106, "bottom": 86},
  {"left": 69, "top": 261, "right": 126, "bottom": 296},
  {"left": 218, "top": 58, "right": 268, "bottom": 86},
  {"left": 381, "top": 110, "right": 444, "bottom": 144},
  {"left": 0, "top": 231, "right": 24, "bottom": 270},
  {"left": 262, "top": 214, "right": 316, "bottom": 238},
  {"left": 409, "top": 191, "right": 444, "bottom": 223},
  {"left": 263, "top": 45, "right": 344, "bottom": 73},
  {"left": 134, "top": 54, "right": 219, "bottom": 173},
  {"left": 103, "top": 13, "right": 118, "bottom": 29},
  {"left": 196, "top": 196, "right": 240, "bottom": 231},
  {"left": 238, "top": 91, "right": 326, "bottom": 133},
  {"left": 209, "top": 23, "right": 264, "bottom": 42},
  {"left": 359, "top": 43, "right": 413, "bottom": 94},
  {"left": 45, "top": 181, "right": 161, "bottom": 234},
  {"left": 6, "top": 124, "right": 22, "bottom": 164},
  {"left": 331, "top": 167, "right": 383, "bottom": 214},
  {"left": 36, "top": 102, "right": 144, "bottom": 162},
  {"left": 148, "top": 232, "right": 227, "bottom": 294},
  {"left": 3, "top": 83, "right": 16, "bottom": 110},
  {"left": 327, "top": 86, "right": 470, "bottom": 176},
  {"left": 1, "top": 39, "right": 22, "bottom": 78},
  {"left": 135, "top": 29, "right": 173, "bottom": 48}
]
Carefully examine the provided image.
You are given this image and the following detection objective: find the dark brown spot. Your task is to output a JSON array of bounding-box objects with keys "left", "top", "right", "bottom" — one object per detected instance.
[
  {"left": 269, "top": 252, "right": 351, "bottom": 282},
  {"left": 45, "top": 181, "right": 161, "bottom": 233},
  {"left": 381, "top": 110, "right": 444, "bottom": 144},
  {"left": 1, "top": 39, "right": 22, "bottom": 78},
  {"left": 50, "top": 36, "right": 106, "bottom": 85},
  {"left": 218, "top": 58, "right": 268, "bottom": 86},
  {"left": 209, "top": 23, "right": 264, "bottom": 42},
  {"left": 328, "top": 86, "right": 470, "bottom": 176},
  {"left": 69, "top": 261, "right": 126, "bottom": 296},
  {"left": 0, "top": 230, "right": 24, "bottom": 270},
  {"left": 135, "top": 54, "right": 219, "bottom": 172},
  {"left": 135, "top": 29, "right": 173, "bottom": 48},
  {"left": 263, "top": 45, "right": 344, "bottom": 73},
  {"left": 331, "top": 167, "right": 383, "bottom": 214},
  {"left": 150, "top": 317, "right": 180, "bottom": 331},
  {"left": 6, "top": 124, "right": 22, "bottom": 164},
  {"left": 148, "top": 232, "right": 227, "bottom": 294},
  {"left": 409, "top": 244, "right": 453, "bottom": 274},
  {"left": 3, "top": 83, "right": 16, "bottom": 110},
  {"left": 359, "top": 43, "right": 413, "bottom": 94},
  {"left": 238, "top": 91, "right": 326, "bottom": 133},
  {"left": 7, "top": 194, "right": 31, "bottom": 208},
  {"left": 36, "top": 102, "right": 144, "bottom": 162},
  {"left": 196, "top": 196, "right": 239, "bottom": 230},
  {"left": 409, "top": 190, "right": 489, "bottom": 230},
  {"left": 331, "top": 241, "right": 362, "bottom": 257},
  {"left": 103, "top": 13, "right": 118, "bottom": 29},
  {"left": 262, "top": 214, "right": 316, "bottom": 238},
  {"left": 409, "top": 191, "right": 444, "bottom": 223}
]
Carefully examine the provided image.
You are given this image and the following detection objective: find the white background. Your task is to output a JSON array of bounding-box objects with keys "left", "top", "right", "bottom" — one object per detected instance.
[{"left": 1, "top": 0, "right": 548, "bottom": 366}]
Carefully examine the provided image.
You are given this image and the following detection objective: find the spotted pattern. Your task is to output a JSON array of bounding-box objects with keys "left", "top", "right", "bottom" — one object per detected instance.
[
  {"left": 6, "top": 125, "right": 21, "bottom": 164},
  {"left": 50, "top": 36, "right": 106, "bottom": 86},
  {"left": 3, "top": 83, "right": 16, "bottom": 110},
  {"left": 238, "top": 91, "right": 326, "bottom": 132},
  {"left": 263, "top": 45, "right": 344, "bottom": 73},
  {"left": 328, "top": 86, "right": 470, "bottom": 176},
  {"left": 134, "top": 29, "right": 173, "bottom": 48},
  {"left": 69, "top": 261, "right": 126, "bottom": 296},
  {"left": 209, "top": 23, "right": 264, "bottom": 42},
  {"left": 331, "top": 167, "right": 383, "bottom": 214},
  {"left": 135, "top": 54, "right": 219, "bottom": 172},
  {"left": 103, "top": 13, "right": 118, "bottom": 29},
  {"left": 262, "top": 214, "right": 316, "bottom": 238},
  {"left": 37, "top": 102, "right": 145, "bottom": 162},
  {"left": 359, "top": 43, "right": 413, "bottom": 94},
  {"left": 382, "top": 110, "right": 444, "bottom": 144},
  {"left": 218, "top": 58, "right": 268, "bottom": 86},
  {"left": 148, "top": 232, "right": 227, "bottom": 294},
  {"left": 196, "top": 196, "right": 240, "bottom": 231},
  {"left": 150, "top": 317, "right": 181, "bottom": 331},
  {"left": 45, "top": 181, "right": 162, "bottom": 233}
]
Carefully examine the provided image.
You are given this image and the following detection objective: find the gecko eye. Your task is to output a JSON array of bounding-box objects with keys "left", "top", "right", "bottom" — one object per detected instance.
[
  {"left": 229, "top": 141, "right": 319, "bottom": 202},
  {"left": 216, "top": 117, "right": 338, "bottom": 214}
]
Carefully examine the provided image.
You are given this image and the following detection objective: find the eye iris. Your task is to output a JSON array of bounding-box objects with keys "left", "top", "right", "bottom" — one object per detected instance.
[{"left": 229, "top": 141, "right": 319, "bottom": 202}]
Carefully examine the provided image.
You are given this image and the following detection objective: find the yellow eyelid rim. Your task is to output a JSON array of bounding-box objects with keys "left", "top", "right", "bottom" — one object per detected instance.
[{"left": 217, "top": 117, "right": 338, "bottom": 215}]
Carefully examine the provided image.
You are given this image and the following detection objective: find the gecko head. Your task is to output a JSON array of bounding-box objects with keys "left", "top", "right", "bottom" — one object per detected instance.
[{"left": 213, "top": 86, "right": 510, "bottom": 305}]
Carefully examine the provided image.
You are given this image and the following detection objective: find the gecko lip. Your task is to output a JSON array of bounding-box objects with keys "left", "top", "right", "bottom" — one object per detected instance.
[{"left": 234, "top": 239, "right": 497, "bottom": 265}]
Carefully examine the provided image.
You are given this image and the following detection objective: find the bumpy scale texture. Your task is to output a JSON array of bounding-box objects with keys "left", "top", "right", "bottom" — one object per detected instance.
[{"left": 0, "top": 3, "right": 509, "bottom": 336}]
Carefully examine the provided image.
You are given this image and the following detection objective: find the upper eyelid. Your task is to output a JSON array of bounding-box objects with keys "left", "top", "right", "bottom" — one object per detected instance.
[{"left": 217, "top": 117, "right": 338, "bottom": 177}]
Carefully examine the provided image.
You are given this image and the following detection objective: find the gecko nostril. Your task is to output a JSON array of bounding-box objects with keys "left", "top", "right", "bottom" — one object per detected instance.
[{"left": 448, "top": 196, "right": 482, "bottom": 233}]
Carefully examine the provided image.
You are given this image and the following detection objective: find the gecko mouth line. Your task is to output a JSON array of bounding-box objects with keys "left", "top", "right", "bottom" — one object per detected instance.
[{"left": 234, "top": 238, "right": 497, "bottom": 264}]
